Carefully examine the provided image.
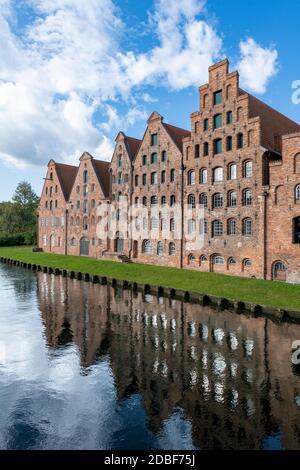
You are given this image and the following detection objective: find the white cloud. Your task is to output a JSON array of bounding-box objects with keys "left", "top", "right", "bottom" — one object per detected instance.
[
  {"left": 237, "top": 38, "right": 278, "bottom": 94},
  {"left": 0, "top": 0, "right": 279, "bottom": 170}
]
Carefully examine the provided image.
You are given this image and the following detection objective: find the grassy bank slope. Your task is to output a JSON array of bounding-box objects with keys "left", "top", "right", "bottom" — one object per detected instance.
[{"left": 0, "top": 246, "right": 300, "bottom": 310}]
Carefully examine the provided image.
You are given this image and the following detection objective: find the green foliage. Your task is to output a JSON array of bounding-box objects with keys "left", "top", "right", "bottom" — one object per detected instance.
[
  {"left": 0, "top": 181, "right": 39, "bottom": 244},
  {"left": 0, "top": 235, "right": 25, "bottom": 246}
]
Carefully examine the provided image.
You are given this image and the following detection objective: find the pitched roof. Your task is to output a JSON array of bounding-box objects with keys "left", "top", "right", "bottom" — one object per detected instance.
[
  {"left": 126, "top": 136, "right": 142, "bottom": 160},
  {"left": 91, "top": 159, "right": 110, "bottom": 197},
  {"left": 245, "top": 91, "right": 300, "bottom": 152},
  {"left": 54, "top": 163, "right": 78, "bottom": 201},
  {"left": 163, "top": 123, "right": 191, "bottom": 151}
]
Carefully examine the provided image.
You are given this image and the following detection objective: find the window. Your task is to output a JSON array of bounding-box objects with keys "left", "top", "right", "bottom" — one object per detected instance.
[
  {"left": 188, "top": 219, "right": 196, "bottom": 234},
  {"left": 161, "top": 170, "right": 166, "bottom": 183},
  {"left": 188, "top": 194, "right": 196, "bottom": 209},
  {"left": 203, "top": 142, "right": 209, "bottom": 156},
  {"left": 83, "top": 170, "right": 88, "bottom": 183},
  {"left": 84, "top": 199, "right": 88, "bottom": 213},
  {"left": 212, "top": 220, "right": 223, "bottom": 237},
  {"left": 151, "top": 153, "right": 158, "bottom": 164},
  {"left": 157, "top": 241, "right": 164, "bottom": 256},
  {"left": 142, "top": 196, "right": 147, "bottom": 207},
  {"left": 170, "top": 218, "right": 175, "bottom": 232},
  {"left": 143, "top": 217, "right": 148, "bottom": 230},
  {"left": 70, "top": 237, "right": 76, "bottom": 247},
  {"left": 237, "top": 133, "right": 244, "bottom": 149},
  {"left": 135, "top": 197, "right": 139, "bottom": 207},
  {"left": 213, "top": 193, "right": 223, "bottom": 209},
  {"left": 142, "top": 173, "right": 147, "bottom": 185},
  {"left": 213, "top": 114, "right": 222, "bottom": 129},
  {"left": 151, "top": 134, "right": 158, "bottom": 146},
  {"left": 91, "top": 184, "right": 95, "bottom": 192},
  {"left": 199, "top": 193, "right": 208, "bottom": 208},
  {"left": 213, "top": 167, "right": 223, "bottom": 183},
  {"left": 151, "top": 217, "right": 158, "bottom": 229},
  {"left": 50, "top": 201, "right": 53, "bottom": 210},
  {"left": 143, "top": 155, "right": 147, "bottom": 165},
  {"left": 237, "top": 107, "right": 243, "bottom": 121},
  {"left": 228, "top": 257, "right": 236, "bottom": 265},
  {"left": 161, "top": 195, "right": 166, "bottom": 206},
  {"left": 294, "top": 154, "right": 300, "bottom": 173},
  {"left": 200, "top": 255, "right": 207, "bottom": 263},
  {"left": 161, "top": 150, "right": 167, "bottom": 162},
  {"left": 243, "top": 189, "right": 252, "bottom": 206},
  {"left": 188, "top": 254, "right": 195, "bottom": 264},
  {"left": 170, "top": 169, "right": 176, "bottom": 182},
  {"left": 142, "top": 240, "right": 153, "bottom": 254},
  {"left": 296, "top": 184, "right": 300, "bottom": 201},
  {"left": 203, "top": 119, "right": 209, "bottom": 131},
  {"left": 151, "top": 195, "right": 158, "bottom": 206},
  {"left": 227, "top": 111, "right": 233, "bottom": 124},
  {"left": 43, "top": 235, "right": 47, "bottom": 246},
  {"left": 243, "top": 218, "right": 253, "bottom": 236},
  {"left": 169, "top": 242, "right": 176, "bottom": 255},
  {"left": 49, "top": 172, "right": 53, "bottom": 181},
  {"left": 50, "top": 187, "right": 53, "bottom": 197},
  {"left": 170, "top": 195, "right": 176, "bottom": 207},
  {"left": 194, "top": 121, "right": 199, "bottom": 133},
  {"left": 214, "top": 138, "right": 222, "bottom": 155},
  {"left": 293, "top": 216, "right": 300, "bottom": 243},
  {"left": 203, "top": 94, "right": 209, "bottom": 108},
  {"left": 55, "top": 185, "right": 58, "bottom": 194},
  {"left": 124, "top": 174, "right": 129, "bottom": 183},
  {"left": 55, "top": 200, "right": 58, "bottom": 208},
  {"left": 243, "top": 259, "right": 252, "bottom": 268},
  {"left": 186, "top": 146, "right": 191, "bottom": 160},
  {"left": 213, "top": 90, "right": 222, "bottom": 105},
  {"left": 228, "top": 163, "right": 236, "bottom": 180},
  {"left": 228, "top": 190, "right": 237, "bottom": 207},
  {"left": 135, "top": 175, "right": 139, "bottom": 186},
  {"left": 213, "top": 255, "right": 225, "bottom": 265},
  {"left": 199, "top": 219, "right": 208, "bottom": 234},
  {"left": 226, "top": 136, "right": 233, "bottom": 151},
  {"left": 91, "top": 199, "right": 95, "bottom": 209},
  {"left": 194, "top": 144, "right": 200, "bottom": 159},
  {"left": 45, "top": 201, "right": 48, "bottom": 209},
  {"left": 83, "top": 216, "right": 88, "bottom": 230},
  {"left": 151, "top": 172, "right": 158, "bottom": 184},
  {"left": 227, "top": 219, "right": 236, "bottom": 235},
  {"left": 188, "top": 170, "right": 195, "bottom": 185},
  {"left": 244, "top": 160, "right": 253, "bottom": 178},
  {"left": 200, "top": 168, "right": 208, "bottom": 184}
]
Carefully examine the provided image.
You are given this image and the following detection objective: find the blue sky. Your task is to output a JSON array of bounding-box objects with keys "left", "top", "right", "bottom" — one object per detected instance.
[{"left": 0, "top": 0, "right": 299, "bottom": 201}]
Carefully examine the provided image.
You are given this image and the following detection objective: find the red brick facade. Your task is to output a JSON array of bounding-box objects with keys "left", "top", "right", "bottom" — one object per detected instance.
[{"left": 37, "top": 59, "right": 300, "bottom": 283}]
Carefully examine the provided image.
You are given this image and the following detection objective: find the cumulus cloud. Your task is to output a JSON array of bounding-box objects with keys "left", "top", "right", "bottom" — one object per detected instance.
[
  {"left": 237, "top": 38, "right": 278, "bottom": 94},
  {"left": 0, "top": 0, "right": 278, "bottom": 169}
]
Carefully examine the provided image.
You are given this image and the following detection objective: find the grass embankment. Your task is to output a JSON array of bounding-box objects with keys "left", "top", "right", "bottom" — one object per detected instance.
[{"left": 0, "top": 246, "right": 300, "bottom": 311}]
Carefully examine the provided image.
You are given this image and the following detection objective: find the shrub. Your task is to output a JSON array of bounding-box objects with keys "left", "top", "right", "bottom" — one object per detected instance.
[{"left": 0, "top": 235, "right": 25, "bottom": 247}]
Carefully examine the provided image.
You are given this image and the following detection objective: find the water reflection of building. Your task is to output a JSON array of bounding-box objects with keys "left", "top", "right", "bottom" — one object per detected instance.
[{"left": 36, "top": 273, "right": 300, "bottom": 449}]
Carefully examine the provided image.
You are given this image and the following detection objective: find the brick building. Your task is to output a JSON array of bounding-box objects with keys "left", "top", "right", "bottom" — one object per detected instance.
[{"left": 37, "top": 58, "right": 300, "bottom": 283}]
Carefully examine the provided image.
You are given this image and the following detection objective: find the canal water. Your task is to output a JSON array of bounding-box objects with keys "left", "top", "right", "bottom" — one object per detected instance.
[{"left": 1, "top": 264, "right": 300, "bottom": 450}]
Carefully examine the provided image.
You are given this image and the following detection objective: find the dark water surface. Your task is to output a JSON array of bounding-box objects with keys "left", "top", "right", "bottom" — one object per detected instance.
[{"left": 1, "top": 264, "right": 300, "bottom": 450}]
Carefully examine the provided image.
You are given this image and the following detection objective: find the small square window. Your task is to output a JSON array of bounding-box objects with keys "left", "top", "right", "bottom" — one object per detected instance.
[{"left": 213, "top": 90, "right": 222, "bottom": 105}]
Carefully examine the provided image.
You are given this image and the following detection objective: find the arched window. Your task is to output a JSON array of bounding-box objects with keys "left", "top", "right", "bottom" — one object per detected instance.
[
  {"left": 49, "top": 172, "right": 53, "bottom": 181},
  {"left": 170, "top": 169, "right": 176, "bottom": 182},
  {"left": 226, "top": 84, "right": 232, "bottom": 99},
  {"left": 161, "top": 150, "right": 167, "bottom": 162},
  {"left": 151, "top": 195, "right": 158, "bottom": 206},
  {"left": 194, "top": 121, "right": 199, "bottom": 133},
  {"left": 213, "top": 255, "right": 224, "bottom": 265},
  {"left": 151, "top": 172, "right": 157, "bottom": 184},
  {"left": 227, "top": 218, "right": 236, "bottom": 235},
  {"left": 293, "top": 216, "right": 300, "bottom": 244},
  {"left": 272, "top": 261, "right": 286, "bottom": 281},
  {"left": 143, "top": 217, "right": 148, "bottom": 230},
  {"left": 187, "top": 170, "right": 195, "bottom": 185},
  {"left": 228, "top": 190, "right": 237, "bottom": 207},
  {"left": 213, "top": 167, "right": 223, "bottom": 183},
  {"left": 71, "top": 237, "right": 76, "bottom": 246},
  {"left": 195, "top": 144, "right": 200, "bottom": 158},
  {"left": 228, "top": 257, "right": 236, "bottom": 266},
  {"left": 244, "top": 160, "right": 253, "bottom": 178},
  {"left": 135, "top": 197, "right": 139, "bottom": 207},
  {"left": 151, "top": 217, "right": 158, "bottom": 229},
  {"left": 212, "top": 192, "right": 223, "bottom": 209},
  {"left": 243, "top": 258, "right": 252, "bottom": 269},
  {"left": 169, "top": 242, "right": 176, "bottom": 255},
  {"left": 157, "top": 241, "right": 164, "bottom": 256},
  {"left": 188, "top": 194, "right": 196, "bottom": 209},
  {"left": 199, "top": 193, "right": 208, "bottom": 208},
  {"left": 50, "top": 200, "right": 53, "bottom": 210},
  {"left": 83, "top": 170, "right": 88, "bottom": 183},
  {"left": 170, "top": 195, "right": 176, "bottom": 207},
  {"left": 151, "top": 152, "right": 158, "bottom": 164},
  {"left": 161, "top": 195, "right": 166, "bottom": 207},
  {"left": 294, "top": 154, "right": 300, "bottom": 173},
  {"left": 199, "top": 255, "right": 207, "bottom": 265},
  {"left": 295, "top": 184, "right": 300, "bottom": 201},
  {"left": 161, "top": 170, "right": 166, "bottom": 183},
  {"left": 188, "top": 254, "right": 195, "bottom": 264},
  {"left": 142, "top": 240, "right": 153, "bottom": 254},
  {"left": 199, "top": 219, "right": 208, "bottom": 234},
  {"left": 243, "top": 189, "right": 252, "bottom": 206},
  {"left": 200, "top": 168, "right": 208, "bottom": 184},
  {"left": 170, "top": 218, "right": 175, "bottom": 232},
  {"left": 212, "top": 220, "right": 223, "bottom": 237},
  {"left": 226, "top": 136, "right": 233, "bottom": 151},
  {"left": 242, "top": 218, "right": 253, "bottom": 236},
  {"left": 237, "top": 133, "right": 244, "bottom": 149},
  {"left": 83, "top": 216, "right": 88, "bottom": 230},
  {"left": 142, "top": 196, "right": 147, "bottom": 207},
  {"left": 91, "top": 199, "right": 95, "bottom": 208},
  {"left": 187, "top": 219, "right": 196, "bottom": 234},
  {"left": 228, "top": 163, "right": 237, "bottom": 180}
]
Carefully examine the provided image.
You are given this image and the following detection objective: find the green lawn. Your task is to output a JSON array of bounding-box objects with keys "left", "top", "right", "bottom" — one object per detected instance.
[{"left": 0, "top": 245, "right": 300, "bottom": 310}]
